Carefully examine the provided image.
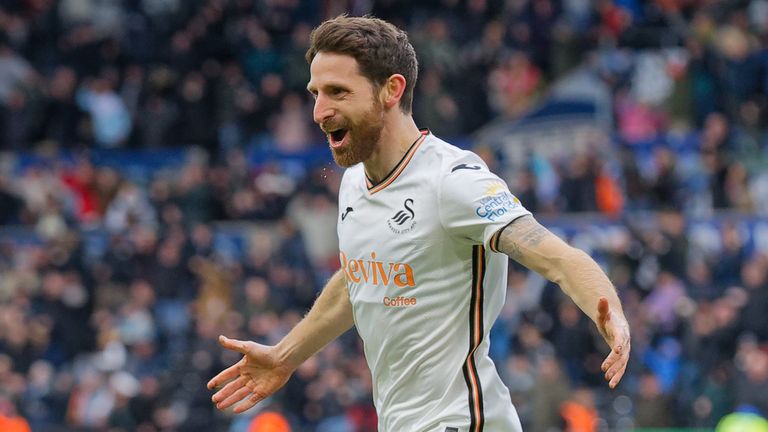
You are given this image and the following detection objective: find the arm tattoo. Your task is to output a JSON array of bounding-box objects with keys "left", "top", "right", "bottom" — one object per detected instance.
[
  {"left": 506, "top": 240, "right": 522, "bottom": 260},
  {"left": 519, "top": 221, "right": 547, "bottom": 246},
  {"left": 496, "top": 215, "right": 549, "bottom": 261}
]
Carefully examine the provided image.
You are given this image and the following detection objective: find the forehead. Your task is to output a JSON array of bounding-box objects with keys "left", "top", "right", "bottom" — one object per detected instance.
[{"left": 307, "top": 52, "right": 369, "bottom": 90}]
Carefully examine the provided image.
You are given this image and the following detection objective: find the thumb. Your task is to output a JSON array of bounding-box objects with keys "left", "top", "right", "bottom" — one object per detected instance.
[
  {"left": 598, "top": 297, "right": 610, "bottom": 319},
  {"left": 218, "top": 335, "right": 250, "bottom": 355},
  {"left": 597, "top": 297, "right": 611, "bottom": 326},
  {"left": 596, "top": 297, "right": 614, "bottom": 340}
]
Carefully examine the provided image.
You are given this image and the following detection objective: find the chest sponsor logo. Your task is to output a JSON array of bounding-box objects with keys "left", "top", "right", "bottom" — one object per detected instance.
[
  {"left": 339, "top": 251, "right": 415, "bottom": 288},
  {"left": 475, "top": 182, "right": 521, "bottom": 222},
  {"left": 383, "top": 295, "right": 417, "bottom": 307},
  {"left": 388, "top": 198, "right": 416, "bottom": 234}
]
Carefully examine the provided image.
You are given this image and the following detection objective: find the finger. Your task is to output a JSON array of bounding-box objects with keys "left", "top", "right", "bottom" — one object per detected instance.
[
  {"left": 609, "top": 362, "right": 628, "bottom": 388},
  {"left": 217, "top": 386, "right": 252, "bottom": 410},
  {"left": 601, "top": 342, "right": 625, "bottom": 372},
  {"left": 604, "top": 343, "right": 630, "bottom": 385},
  {"left": 601, "top": 345, "right": 618, "bottom": 371},
  {"left": 233, "top": 392, "right": 264, "bottom": 414},
  {"left": 602, "top": 354, "right": 616, "bottom": 373},
  {"left": 605, "top": 351, "right": 626, "bottom": 380},
  {"left": 212, "top": 375, "right": 247, "bottom": 403},
  {"left": 219, "top": 335, "right": 250, "bottom": 355},
  {"left": 208, "top": 362, "right": 241, "bottom": 390}
]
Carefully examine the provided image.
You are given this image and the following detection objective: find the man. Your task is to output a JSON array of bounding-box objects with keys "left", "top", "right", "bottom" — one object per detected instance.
[{"left": 208, "top": 15, "right": 630, "bottom": 431}]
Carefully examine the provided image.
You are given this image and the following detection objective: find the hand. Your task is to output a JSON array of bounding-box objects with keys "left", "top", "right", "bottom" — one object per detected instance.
[
  {"left": 596, "top": 297, "right": 631, "bottom": 389},
  {"left": 207, "top": 335, "right": 295, "bottom": 413}
]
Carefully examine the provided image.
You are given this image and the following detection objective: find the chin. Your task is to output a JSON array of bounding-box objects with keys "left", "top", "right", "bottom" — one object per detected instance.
[
  {"left": 331, "top": 148, "right": 363, "bottom": 167},
  {"left": 327, "top": 121, "right": 381, "bottom": 167}
]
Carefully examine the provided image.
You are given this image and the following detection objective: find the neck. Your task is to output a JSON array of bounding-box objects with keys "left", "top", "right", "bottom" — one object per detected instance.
[{"left": 363, "top": 113, "right": 421, "bottom": 184}]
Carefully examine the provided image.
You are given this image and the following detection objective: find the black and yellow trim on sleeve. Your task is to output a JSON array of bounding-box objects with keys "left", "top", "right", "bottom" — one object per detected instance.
[
  {"left": 489, "top": 228, "right": 504, "bottom": 253},
  {"left": 489, "top": 215, "right": 529, "bottom": 253}
]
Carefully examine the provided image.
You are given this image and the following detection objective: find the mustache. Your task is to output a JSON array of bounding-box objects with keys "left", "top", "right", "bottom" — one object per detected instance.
[{"left": 320, "top": 120, "right": 350, "bottom": 134}]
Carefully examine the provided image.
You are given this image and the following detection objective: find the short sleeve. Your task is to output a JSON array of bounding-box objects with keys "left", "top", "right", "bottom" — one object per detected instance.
[{"left": 439, "top": 159, "right": 531, "bottom": 251}]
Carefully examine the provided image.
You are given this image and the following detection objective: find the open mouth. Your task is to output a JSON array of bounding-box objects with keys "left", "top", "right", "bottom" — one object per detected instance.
[{"left": 328, "top": 129, "right": 349, "bottom": 148}]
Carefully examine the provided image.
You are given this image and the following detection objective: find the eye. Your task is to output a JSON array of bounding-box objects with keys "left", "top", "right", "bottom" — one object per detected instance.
[{"left": 329, "top": 87, "right": 347, "bottom": 97}]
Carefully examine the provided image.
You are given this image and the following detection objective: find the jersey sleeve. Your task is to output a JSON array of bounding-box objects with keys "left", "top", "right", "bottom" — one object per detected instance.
[{"left": 438, "top": 158, "right": 531, "bottom": 252}]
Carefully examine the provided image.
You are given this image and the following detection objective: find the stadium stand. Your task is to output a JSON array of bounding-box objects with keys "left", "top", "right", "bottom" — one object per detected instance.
[{"left": 1, "top": 0, "right": 768, "bottom": 431}]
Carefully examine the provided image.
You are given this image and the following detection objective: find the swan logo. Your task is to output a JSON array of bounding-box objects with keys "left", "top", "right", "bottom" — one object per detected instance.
[{"left": 387, "top": 198, "right": 416, "bottom": 234}]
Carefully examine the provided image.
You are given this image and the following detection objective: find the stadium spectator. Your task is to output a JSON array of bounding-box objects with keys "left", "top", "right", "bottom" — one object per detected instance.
[{"left": 0, "top": 0, "right": 767, "bottom": 430}]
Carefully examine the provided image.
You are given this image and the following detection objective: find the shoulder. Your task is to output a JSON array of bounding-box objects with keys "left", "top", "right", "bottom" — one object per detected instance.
[
  {"left": 423, "top": 134, "right": 497, "bottom": 192},
  {"left": 427, "top": 135, "right": 512, "bottom": 209},
  {"left": 420, "top": 133, "right": 489, "bottom": 178}
]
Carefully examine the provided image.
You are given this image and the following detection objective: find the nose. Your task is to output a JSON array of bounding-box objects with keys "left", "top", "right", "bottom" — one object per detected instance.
[{"left": 313, "top": 94, "right": 334, "bottom": 125}]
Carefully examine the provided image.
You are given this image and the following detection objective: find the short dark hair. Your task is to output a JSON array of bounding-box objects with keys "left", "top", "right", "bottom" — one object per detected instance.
[{"left": 305, "top": 15, "right": 418, "bottom": 114}]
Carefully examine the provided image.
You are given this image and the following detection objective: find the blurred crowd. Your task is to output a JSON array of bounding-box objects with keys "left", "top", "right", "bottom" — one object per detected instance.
[
  {"left": 2, "top": 0, "right": 768, "bottom": 216},
  {"left": 2, "top": 153, "right": 767, "bottom": 431},
  {"left": 0, "top": 154, "right": 358, "bottom": 431},
  {"left": 1, "top": 0, "right": 768, "bottom": 431}
]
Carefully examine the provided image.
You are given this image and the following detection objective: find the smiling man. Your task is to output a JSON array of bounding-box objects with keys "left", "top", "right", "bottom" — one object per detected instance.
[{"left": 208, "top": 15, "right": 631, "bottom": 432}]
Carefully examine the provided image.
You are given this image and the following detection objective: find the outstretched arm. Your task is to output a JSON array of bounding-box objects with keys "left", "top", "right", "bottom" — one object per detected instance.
[
  {"left": 495, "top": 215, "right": 631, "bottom": 388},
  {"left": 207, "top": 269, "right": 354, "bottom": 412}
]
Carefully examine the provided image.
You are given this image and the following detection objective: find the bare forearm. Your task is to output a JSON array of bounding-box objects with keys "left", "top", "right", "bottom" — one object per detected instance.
[
  {"left": 497, "top": 215, "right": 631, "bottom": 387},
  {"left": 554, "top": 248, "right": 624, "bottom": 324},
  {"left": 496, "top": 215, "right": 625, "bottom": 324},
  {"left": 274, "top": 269, "right": 354, "bottom": 368}
]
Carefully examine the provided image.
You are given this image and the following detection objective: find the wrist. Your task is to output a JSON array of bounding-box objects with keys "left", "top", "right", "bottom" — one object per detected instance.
[{"left": 273, "top": 340, "right": 302, "bottom": 370}]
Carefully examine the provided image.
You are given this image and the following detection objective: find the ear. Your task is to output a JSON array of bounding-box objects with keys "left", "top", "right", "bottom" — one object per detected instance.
[{"left": 380, "top": 74, "right": 407, "bottom": 109}]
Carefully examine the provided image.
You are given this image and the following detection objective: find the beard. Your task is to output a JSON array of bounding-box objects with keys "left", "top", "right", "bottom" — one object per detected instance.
[{"left": 324, "top": 102, "right": 384, "bottom": 168}]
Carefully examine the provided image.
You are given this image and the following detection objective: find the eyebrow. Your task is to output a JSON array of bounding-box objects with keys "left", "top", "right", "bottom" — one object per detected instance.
[{"left": 306, "top": 82, "right": 351, "bottom": 95}]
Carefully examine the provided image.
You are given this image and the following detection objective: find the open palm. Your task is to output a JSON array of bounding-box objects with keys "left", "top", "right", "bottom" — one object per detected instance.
[{"left": 207, "top": 336, "right": 295, "bottom": 413}]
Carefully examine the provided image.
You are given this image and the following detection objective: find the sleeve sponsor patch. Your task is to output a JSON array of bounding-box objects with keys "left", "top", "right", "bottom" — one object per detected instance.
[{"left": 475, "top": 181, "right": 521, "bottom": 222}]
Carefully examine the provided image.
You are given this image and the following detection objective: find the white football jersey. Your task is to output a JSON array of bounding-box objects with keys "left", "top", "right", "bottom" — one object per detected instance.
[{"left": 337, "top": 131, "right": 530, "bottom": 432}]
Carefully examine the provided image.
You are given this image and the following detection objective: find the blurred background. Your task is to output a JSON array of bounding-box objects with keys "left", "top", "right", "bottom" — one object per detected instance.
[{"left": 0, "top": 0, "right": 767, "bottom": 431}]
